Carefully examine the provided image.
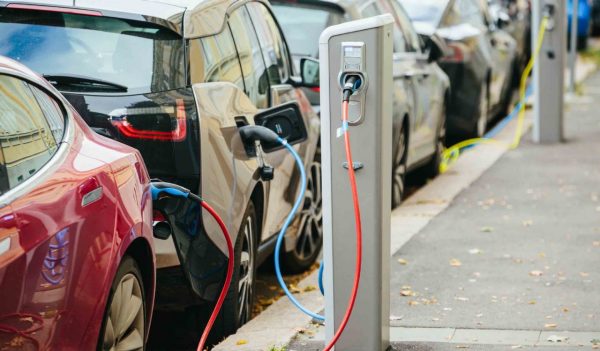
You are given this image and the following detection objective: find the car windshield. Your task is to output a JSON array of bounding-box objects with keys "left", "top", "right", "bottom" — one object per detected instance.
[
  {"left": 0, "top": 9, "right": 185, "bottom": 94},
  {"left": 400, "top": 0, "right": 449, "bottom": 27},
  {"left": 272, "top": 3, "right": 343, "bottom": 58}
]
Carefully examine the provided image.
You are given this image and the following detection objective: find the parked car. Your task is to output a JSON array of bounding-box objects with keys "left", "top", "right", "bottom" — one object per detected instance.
[
  {"left": 402, "top": 0, "right": 518, "bottom": 139},
  {"left": 568, "top": 0, "right": 592, "bottom": 49},
  {"left": 488, "top": 0, "right": 531, "bottom": 73},
  {"left": 0, "top": 56, "right": 154, "bottom": 350},
  {"left": 0, "top": 0, "right": 322, "bottom": 340},
  {"left": 272, "top": 0, "right": 451, "bottom": 207}
]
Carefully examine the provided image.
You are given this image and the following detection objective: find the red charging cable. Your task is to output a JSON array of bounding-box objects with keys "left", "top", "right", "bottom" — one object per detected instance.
[
  {"left": 196, "top": 200, "right": 235, "bottom": 351},
  {"left": 323, "top": 100, "right": 363, "bottom": 351}
]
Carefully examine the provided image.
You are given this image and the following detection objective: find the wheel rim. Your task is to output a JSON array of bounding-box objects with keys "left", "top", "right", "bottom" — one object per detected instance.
[
  {"left": 102, "top": 273, "right": 144, "bottom": 351},
  {"left": 294, "top": 160, "right": 323, "bottom": 260},
  {"left": 238, "top": 215, "right": 255, "bottom": 324},
  {"left": 477, "top": 85, "right": 488, "bottom": 137},
  {"left": 392, "top": 126, "right": 407, "bottom": 207}
]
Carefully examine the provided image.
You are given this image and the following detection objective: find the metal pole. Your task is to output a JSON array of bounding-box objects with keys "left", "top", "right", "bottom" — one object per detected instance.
[
  {"left": 533, "top": 0, "right": 565, "bottom": 143},
  {"left": 569, "top": 0, "right": 579, "bottom": 92},
  {"left": 320, "top": 15, "right": 393, "bottom": 351}
]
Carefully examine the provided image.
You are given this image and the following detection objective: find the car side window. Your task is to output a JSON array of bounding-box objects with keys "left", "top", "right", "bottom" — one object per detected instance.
[
  {"left": 30, "top": 86, "right": 65, "bottom": 143},
  {"left": 189, "top": 26, "right": 245, "bottom": 91},
  {"left": 0, "top": 75, "right": 58, "bottom": 193},
  {"left": 246, "top": 2, "right": 291, "bottom": 87},
  {"left": 387, "top": 0, "right": 422, "bottom": 53},
  {"left": 228, "top": 5, "right": 270, "bottom": 109}
]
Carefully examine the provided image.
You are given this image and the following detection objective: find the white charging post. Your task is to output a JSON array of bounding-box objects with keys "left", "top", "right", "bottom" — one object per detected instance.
[
  {"left": 533, "top": 0, "right": 565, "bottom": 143},
  {"left": 320, "top": 15, "right": 394, "bottom": 351}
]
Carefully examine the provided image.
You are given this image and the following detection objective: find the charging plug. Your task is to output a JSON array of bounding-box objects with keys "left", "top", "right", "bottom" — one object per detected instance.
[{"left": 342, "top": 74, "right": 363, "bottom": 102}]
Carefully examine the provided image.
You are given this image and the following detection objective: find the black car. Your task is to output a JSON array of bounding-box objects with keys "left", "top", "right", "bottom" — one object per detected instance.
[
  {"left": 402, "top": 0, "right": 518, "bottom": 139},
  {"left": 0, "top": 0, "right": 322, "bottom": 341}
]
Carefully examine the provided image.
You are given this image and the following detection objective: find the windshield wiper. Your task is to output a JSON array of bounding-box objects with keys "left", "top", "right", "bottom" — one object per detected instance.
[{"left": 43, "top": 74, "right": 128, "bottom": 93}]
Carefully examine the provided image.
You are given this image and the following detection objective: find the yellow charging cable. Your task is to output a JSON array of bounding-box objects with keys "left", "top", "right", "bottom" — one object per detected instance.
[{"left": 439, "top": 16, "right": 549, "bottom": 174}]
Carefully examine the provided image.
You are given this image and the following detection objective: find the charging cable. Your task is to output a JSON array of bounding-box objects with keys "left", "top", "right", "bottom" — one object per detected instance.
[
  {"left": 439, "top": 15, "right": 549, "bottom": 173},
  {"left": 150, "top": 182, "right": 234, "bottom": 351}
]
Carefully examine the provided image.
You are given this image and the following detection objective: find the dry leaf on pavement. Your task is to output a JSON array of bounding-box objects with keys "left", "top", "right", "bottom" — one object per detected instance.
[
  {"left": 397, "top": 258, "right": 409, "bottom": 265},
  {"left": 450, "top": 258, "right": 462, "bottom": 267},
  {"left": 529, "top": 270, "right": 543, "bottom": 277}
]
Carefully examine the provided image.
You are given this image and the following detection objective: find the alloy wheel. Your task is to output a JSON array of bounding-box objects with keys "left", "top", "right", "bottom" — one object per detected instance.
[
  {"left": 238, "top": 215, "right": 255, "bottom": 324},
  {"left": 102, "top": 273, "right": 145, "bottom": 351},
  {"left": 392, "top": 124, "right": 407, "bottom": 208},
  {"left": 294, "top": 160, "right": 323, "bottom": 260}
]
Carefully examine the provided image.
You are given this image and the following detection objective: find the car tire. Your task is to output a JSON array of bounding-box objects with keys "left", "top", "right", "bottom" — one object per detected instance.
[
  {"left": 283, "top": 149, "right": 323, "bottom": 273},
  {"left": 424, "top": 101, "right": 447, "bottom": 179},
  {"left": 211, "top": 201, "right": 258, "bottom": 340},
  {"left": 392, "top": 121, "right": 408, "bottom": 209},
  {"left": 472, "top": 81, "right": 489, "bottom": 138},
  {"left": 98, "top": 256, "right": 146, "bottom": 351}
]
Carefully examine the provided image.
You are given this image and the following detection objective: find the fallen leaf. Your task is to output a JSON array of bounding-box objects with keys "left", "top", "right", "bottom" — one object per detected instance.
[
  {"left": 408, "top": 300, "right": 420, "bottom": 306},
  {"left": 580, "top": 272, "right": 590, "bottom": 277},
  {"left": 480, "top": 226, "right": 494, "bottom": 233},
  {"left": 544, "top": 323, "right": 558, "bottom": 328},
  {"left": 455, "top": 297, "right": 469, "bottom": 302},
  {"left": 431, "top": 317, "right": 440, "bottom": 321},
  {"left": 400, "top": 289, "right": 415, "bottom": 297},
  {"left": 450, "top": 258, "right": 462, "bottom": 267},
  {"left": 547, "top": 335, "right": 567, "bottom": 342},
  {"left": 236, "top": 339, "right": 248, "bottom": 345},
  {"left": 468, "top": 248, "right": 482, "bottom": 255},
  {"left": 528, "top": 300, "right": 537, "bottom": 305},
  {"left": 397, "top": 258, "right": 409, "bottom": 265},
  {"left": 594, "top": 241, "right": 600, "bottom": 247},
  {"left": 538, "top": 252, "right": 546, "bottom": 258},
  {"left": 303, "top": 285, "right": 317, "bottom": 292},
  {"left": 562, "top": 307, "right": 570, "bottom": 313},
  {"left": 511, "top": 345, "right": 523, "bottom": 349},
  {"left": 529, "top": 270, "right": 543, "bottom": 277}
]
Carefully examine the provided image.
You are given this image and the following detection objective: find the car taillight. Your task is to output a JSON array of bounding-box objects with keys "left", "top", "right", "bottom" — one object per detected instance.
[
  {"left": 110, "top": 99, "right": 187, "bottom": 142},
  {"left": 310, "top": 87, "right": 321, "bottom": 93},
  {"left": 441, "top": 42, "right": 469, "bottom": 63}
]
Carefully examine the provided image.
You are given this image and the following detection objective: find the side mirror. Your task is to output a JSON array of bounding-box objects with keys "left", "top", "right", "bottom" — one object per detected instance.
[
  {"left": 254, "top": 102, "right": 308, "bottom": 153},
  {"left": 300, "top": 57, "right": 320, "bottom": 88},
  {"left": 425, "top": 34, "right": 449, "bottom": 63}
]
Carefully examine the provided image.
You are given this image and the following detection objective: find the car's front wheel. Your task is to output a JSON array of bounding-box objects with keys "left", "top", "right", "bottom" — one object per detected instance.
[
  {"left": 284, "top": 150, "right": 323, "bottom": 273},
  {"left": 99, "top": 256, "right": 146, "bottom": 351}
]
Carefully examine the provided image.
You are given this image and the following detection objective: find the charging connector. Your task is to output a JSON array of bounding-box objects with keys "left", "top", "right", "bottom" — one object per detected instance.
[{"left": 342, "top": 74, "right": 363, "bottom": 102}]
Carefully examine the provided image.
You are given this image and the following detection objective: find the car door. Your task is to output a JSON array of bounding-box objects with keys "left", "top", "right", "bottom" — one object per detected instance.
[
  {"left": 0, "top": 73, "right": 119, "bottom": 349},
  {"left": 384, "top": 0, "right": 442, "bottom": 163},
  {"left": 246, "top": 1, "right": 319, "bottom": 239}
]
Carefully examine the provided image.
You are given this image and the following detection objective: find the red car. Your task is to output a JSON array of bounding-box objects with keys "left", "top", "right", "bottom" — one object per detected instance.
[{"left": 0, "top": 57, "right": 155, "bottom": 351}]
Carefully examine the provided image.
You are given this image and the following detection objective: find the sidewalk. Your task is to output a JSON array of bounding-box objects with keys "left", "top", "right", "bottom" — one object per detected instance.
[{"left": 285, "top": 71, "right": 600, "bottom": 350}]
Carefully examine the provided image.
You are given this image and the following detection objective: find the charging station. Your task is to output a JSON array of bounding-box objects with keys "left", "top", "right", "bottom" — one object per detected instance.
[
  {"left": 320, "top": 15, "right": 394, "bottom": 351},
  {"left": 533, "top": 0, "right": 566, "bottom": 143}
]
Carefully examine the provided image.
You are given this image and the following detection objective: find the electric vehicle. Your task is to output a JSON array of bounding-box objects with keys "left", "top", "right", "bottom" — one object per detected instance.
[
  {"left": 402, "top": 0, "right": 518, "bottom": 140},
  {"left": 567, "top": 0, "right": 592, "bottom": 49},
  {"left": 0, "top": 0, "right": 322, "bottom": 340},
  {"left": 0, "top": 57, "right": 155, "bottom": 351},
  {"left": 488, "top": 0, "right": 531, "bottom": 73},
  {"left": 272, "top": 0, "right": 451, "bottom": 207}
]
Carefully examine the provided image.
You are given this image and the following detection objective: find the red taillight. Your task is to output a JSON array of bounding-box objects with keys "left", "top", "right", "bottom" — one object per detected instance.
[
  {"left": 153, "top": 210, "right": 166, "bottom": 222},
  {"left": 441, "top": 42, "right": 468, "bottom": 63},
  {"left": 6, "top": 3, "right": 103, "bottom": 16},
  {"left": 110, "top": 99, "right": 187, "bottom": 142},
  {"left": 310, "top": 87, "right": 321, "bottom": 93}
]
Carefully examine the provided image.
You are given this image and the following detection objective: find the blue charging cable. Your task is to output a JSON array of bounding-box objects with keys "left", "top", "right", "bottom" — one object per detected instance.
[{"left": 274, "top": 137, "right": 325, "bottom": 321}]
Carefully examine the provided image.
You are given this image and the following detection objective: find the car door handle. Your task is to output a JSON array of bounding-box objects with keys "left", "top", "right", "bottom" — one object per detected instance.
[{"left": 79, "top": 177, "right": 103, "bottom": 207}]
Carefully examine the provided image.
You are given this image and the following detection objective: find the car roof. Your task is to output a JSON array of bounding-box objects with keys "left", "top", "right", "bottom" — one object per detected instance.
[{"left": 0, "top": 0, "right": 267, "bottom": 38}]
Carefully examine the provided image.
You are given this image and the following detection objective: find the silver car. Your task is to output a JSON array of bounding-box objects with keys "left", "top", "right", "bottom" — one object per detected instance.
[{"left": 272, "top": 0, "right": 451, "bottom": 207}]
